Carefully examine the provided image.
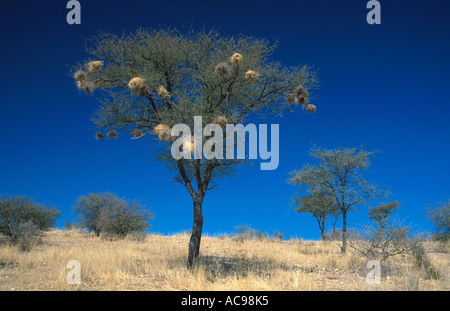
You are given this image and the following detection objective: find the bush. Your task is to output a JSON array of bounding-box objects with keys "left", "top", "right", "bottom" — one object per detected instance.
[
  {"left": 10, "top": 221, "right": 42, "bottom": 251},
  {"left": 427, "top": 199, "right": 450, "bottom": 243},
  {"left": 324, "top": 229, "right": 361, "bottom": 242},
  {"left": 0, "top": 195, "right": 59, "bottom": 238},
  {"left": 73, "top": 193, "right": 153, "bottom": 238},
  {"left": 349, "top": 220, "right": 425, "bottom": 263},
  {"left": 231, "top": 225, "right": 272, "bottom": 243},
  {"left": 412, "top": 244, "right": 441, "bottom": 280},
  {"left": 73, "top": 193, "right": 116, "bottom": 236},
  {"left": 271, "top": 230, "right": 284, "bottom": 241}
]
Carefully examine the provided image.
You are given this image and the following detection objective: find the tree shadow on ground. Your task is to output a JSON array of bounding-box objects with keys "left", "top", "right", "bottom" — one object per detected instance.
[{"left": 168, "top": 255, "right": 316, "bottom": 282}]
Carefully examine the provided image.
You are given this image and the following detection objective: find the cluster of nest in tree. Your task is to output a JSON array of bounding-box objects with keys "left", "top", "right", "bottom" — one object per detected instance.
[
  {"left": 215, "top": 53, "right": 260, "bottom": 83},
  {"left": 214, "top": 115, "right": 228, "bottom": 128},
  {"left": 73, "top": 61, "right": 104, "bottom": 94},
  {"left": 127, "top": 77, "right": 146, "bottom": 97},
  {"left": 95, "top": 130, "right": 118, "bottom": 140},
  {"left": 88, "top": 61, "right": 102, "bottom": 73},
  {"left": 284, "top": 85, "right": 316, "bottom": 113},
  {"left": 154, "top": 124, "right": 172, "bottom": 141},
  {"left": 95, "top": 128, "right": 147, "bottom": 141}
]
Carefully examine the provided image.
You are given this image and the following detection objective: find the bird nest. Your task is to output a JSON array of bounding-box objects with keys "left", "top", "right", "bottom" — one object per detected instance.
[
  {"left": 88, "top": 61, "right": 103, "bottom": 73},
  {"left": 245, "top": 70, "right": 259, "bottom": 83},
  {"left": 230, "top": 53, "right": 243, "bottom": 66}
]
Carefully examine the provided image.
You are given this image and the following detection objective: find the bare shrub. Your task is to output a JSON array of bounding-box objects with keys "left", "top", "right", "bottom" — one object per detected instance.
[
  {"left": 10, "top": 221, "right": 42, "bottom": 251},
  {"left": 231, "top": 225, "right": 268, "bottom": 243},
  {"left": 411, "top": 244, "right": 441, "bottom": 280}
]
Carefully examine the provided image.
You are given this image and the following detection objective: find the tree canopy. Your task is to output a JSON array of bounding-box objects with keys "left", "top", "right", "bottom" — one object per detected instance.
[{"left": 72, "top": 28, "right": 318, "bottom": 267}]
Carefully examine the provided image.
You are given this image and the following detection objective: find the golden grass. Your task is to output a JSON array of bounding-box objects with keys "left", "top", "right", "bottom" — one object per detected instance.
[{"left": 0, "top": 230, "right": 448, "bottom": 291}]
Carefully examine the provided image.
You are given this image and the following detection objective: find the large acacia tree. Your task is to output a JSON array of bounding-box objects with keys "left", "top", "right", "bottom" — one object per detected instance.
[{"left": 71, "top": 28, "right": 318, "bottom": 267}]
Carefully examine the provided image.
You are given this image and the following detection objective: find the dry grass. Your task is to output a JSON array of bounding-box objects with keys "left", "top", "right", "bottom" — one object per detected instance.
[{"left": 0, "top": 230, "right": 448, "bottom": 291}]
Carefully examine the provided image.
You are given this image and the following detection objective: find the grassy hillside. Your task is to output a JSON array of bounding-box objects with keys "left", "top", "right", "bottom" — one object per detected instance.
[{"left": 0, "top": 230, "right": 448, "bottom": 291}]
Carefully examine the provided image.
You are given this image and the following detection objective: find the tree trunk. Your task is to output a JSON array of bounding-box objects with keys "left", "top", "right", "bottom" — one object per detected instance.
[
  {"left": 332, "top": 214, "right": 338, "bottom": 235},
  {"left": 320, "top": 219, "right": 326, "bottom": 241},
  {"left": 341, "top": 211, "right": 347, "bottom": 253},
  {"left": 187, "top": 196, "right": 203, "bottom": 268}
]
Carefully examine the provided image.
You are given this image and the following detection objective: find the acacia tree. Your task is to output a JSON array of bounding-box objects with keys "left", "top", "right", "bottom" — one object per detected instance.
[
  {"left": 292, "top": 192, "right": 338, "bottom": 240},
  {"left": 71, "top": 28, "right": 318, "bottom": 267},
  {"left": 289, "top": 147, "right": 382, "bottom": 253},
  {"left": 350, "top": 201, "right": 425, "bottom": 264}
]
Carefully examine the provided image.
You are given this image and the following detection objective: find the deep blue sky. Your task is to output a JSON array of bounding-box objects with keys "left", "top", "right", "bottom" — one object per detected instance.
[{"left": 0, "top": 0, "right": 449, "bottom": 239}]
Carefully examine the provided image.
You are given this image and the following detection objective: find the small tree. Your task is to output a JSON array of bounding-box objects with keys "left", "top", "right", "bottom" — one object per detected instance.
[
  {"left": 426, "top": 198, "right": 450, "bottom": 243},
  {"left": 98, "top": 197, "right": 153, "bottom": 238},
  {"left": 73, "top": 192, "right": 152, "bottom": 237},
  {"left": 368, "top": 201, "right": 400, "bottom": 230},
  {"left": 73, "top": 192, "right": 117, "bottom": 236},
  {"left": 0, "top": 195, "right": 59, "bottom": 239},
  {"left": 292, "top": 192, "right": 338, "bottom": 240},
  {"left": 71, "top": 28, "right": 318, "bottom": 267},
  {"left": 350, "top": 201, "right": 424, "bottom": 263},
  {"left": 289, "top": 147, "right": 382, "bottom": 252}
]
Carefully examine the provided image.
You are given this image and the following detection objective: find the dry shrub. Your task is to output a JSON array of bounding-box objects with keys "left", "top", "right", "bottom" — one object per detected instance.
[{"left": 10, "top": 221, "right": 42, "bottom": 252}]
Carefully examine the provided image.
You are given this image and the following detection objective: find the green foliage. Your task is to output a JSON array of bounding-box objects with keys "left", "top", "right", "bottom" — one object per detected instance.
[
  {"left": 99, "top": 198, "right": 152, "bottom": 238},
  {"left": 73, "top": 193, "right": 153, "bottom": 238},
  {"left": 426, "top": 198, "right": 450, "bottom": 243},
  {"left": 72, "top": 28, "right": 318, "bottom": 197},
  {"left": 73, "top": 193, "right": 117, "bottom": 236},
  {"left": 368, "top": 201, "right": 400, "bottom": 229},
  {"left": 293, "top": 192, "right": 339, "bottom": 240},
  {"left": 289, "top": 147, "right": 382, "bottom": 213},
  {"left": 0, "top": 195, "right": 59, "bottom": 238},
  {"left": 289, "top": 147, "right": 383, "bottom": 250},
  {"left": 72, "top": 28, "right": 319, "bottom": 267}
]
